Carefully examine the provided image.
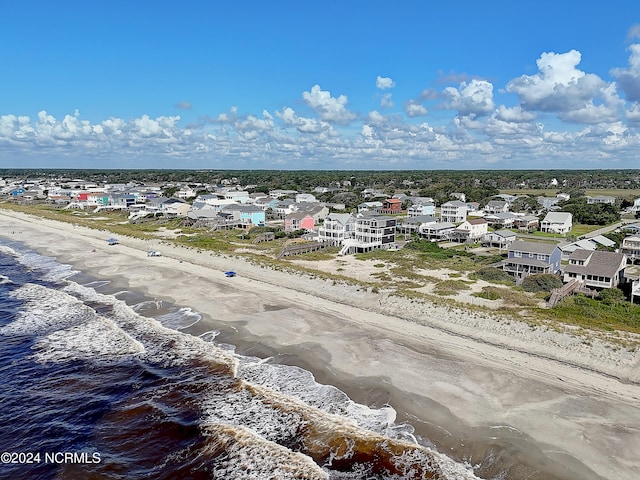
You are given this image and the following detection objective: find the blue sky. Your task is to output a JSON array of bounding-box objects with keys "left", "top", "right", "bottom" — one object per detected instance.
[{"left": 2, "top": 1, "right": 640, "bottom": 170}]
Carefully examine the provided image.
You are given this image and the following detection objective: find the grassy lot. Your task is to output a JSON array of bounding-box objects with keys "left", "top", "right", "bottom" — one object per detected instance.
[{"left": 570, "top": 223, "right": 606, "bottom": 237}]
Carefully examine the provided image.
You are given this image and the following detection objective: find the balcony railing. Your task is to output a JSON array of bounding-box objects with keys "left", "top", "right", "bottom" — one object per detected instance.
[
  {"left": 503, "top": 264, "right": 550, "bottom": 274},
  {"left": 584, "top": 279, "right": 613, "bottom": 288}
]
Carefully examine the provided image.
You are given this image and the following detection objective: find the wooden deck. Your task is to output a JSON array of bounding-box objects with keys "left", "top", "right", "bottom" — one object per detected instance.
[{"left": 253, "top": 232, "right": 275, "bottom": 243}]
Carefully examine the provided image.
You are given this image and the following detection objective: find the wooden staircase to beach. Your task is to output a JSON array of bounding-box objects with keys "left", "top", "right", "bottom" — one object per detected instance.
[
  {"left": 548, "top": 279, "right": 580, "bottom": 307},
  {"left": 547, "top": 279, "right": 596, "bottom": 307}
]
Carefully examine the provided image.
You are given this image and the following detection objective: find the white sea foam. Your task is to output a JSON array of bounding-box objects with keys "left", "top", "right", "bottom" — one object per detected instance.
[
  {"left": 132, "top": 300, "right": 202, "bottom": 330},
  {"left": 202, "top": 381, "right": 481, "bottom": 479},
  {"left": 203, "top": 387, "right": 305, "bottom": 445},
  {"left": 156, "top": 307, "right": 201, "bottom": 330},
  {"left": 0, "top": 271, "right": 237, "bottom": 373},
  {"left": 0, "top": 245, "right": 18, "bottom": 257},
  {"left": 204, "top": 424, "right": 328, "bottom": 480},
  {"left": 199, "top": 330, "right": 220, "bottom": 342},
  {"left": 62, "top": 281, "right": 237, "bottom": 372},
  {"left": 18, "top": 251, "right": 78, "bottom": 281},
  {"left": 237, "top": 359, "right": 399, "bottom": 436},
  {"left": 0, "top": 243, "right": 78, "bottom": 282},
  {"left": 0, "top": 274, "right": 12, "bottom": 285},
  {"left": 33, "top": 318, "right": 146, "bottom": 363},
  {"left": 2, "top": 284, "right": 96, "bottom": 335},
  {"left": 132, "top": 299, "right": 160, "bottom": 314}
]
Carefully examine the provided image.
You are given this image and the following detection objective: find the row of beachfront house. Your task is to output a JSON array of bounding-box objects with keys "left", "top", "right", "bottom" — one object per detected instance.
[
  {"left": 318, "top": 216, "right": 637, "bottom": 298},
  {"left": 3, "top": 178, "right": 639, "bottom": 254}
]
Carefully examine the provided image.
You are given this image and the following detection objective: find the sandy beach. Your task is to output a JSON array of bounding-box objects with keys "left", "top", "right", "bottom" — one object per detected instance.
[{"left": 1, "top": 209, "right": 640, "bottom": 480}]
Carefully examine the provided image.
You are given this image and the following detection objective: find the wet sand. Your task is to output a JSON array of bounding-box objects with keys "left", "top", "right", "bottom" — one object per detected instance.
[{"left": 1, "top": 209, "right": 640, "bottom": 480}]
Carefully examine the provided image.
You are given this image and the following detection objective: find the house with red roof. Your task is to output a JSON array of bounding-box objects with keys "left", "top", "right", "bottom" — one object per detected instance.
[{"left": 380, "top": 198, "right": 402, "bottom": 214}]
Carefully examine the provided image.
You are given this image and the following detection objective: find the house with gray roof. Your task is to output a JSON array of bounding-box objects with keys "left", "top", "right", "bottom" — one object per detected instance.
[
  {"left": 589, "top": 235, "right": 616, "bottom": 249},
  {"left": 452, "top": 218, "right": 488, "bottom": 243},
  {"left": 512, "top": 214, "right": 539, "bottom": 232},
  {"left": 357, "top": 201, "right": 383, "bottom": 213},
  {"left": 622, "top": 223, "right": 640, "bottom": 235},
  {"left": 222, "top": 204, "right": 266, "bottom": 227},
  {"left": 407, "top": 202, "right": 435, "bottom": 217},
  {"left": 484, "top": 212, "right": 516, "bottom": 229},
  {"left": 398, "top": 215, "right": 438, "bottom": 234},
  {"left": 440, "top": 200, "right": 467, "bottom": 223},
  {"left": 540, "top": 212, "right": 572, "bottom": 235},
  {"left": 562, "top": 250, "right": 627, "bottom": 289},
  {"left": 537, "top": 196, "right": 561, "bottom": 210},
  {"left": 484, "top": 199, "right": 509, "bottom": 214},
  {"left": 483, "top": 229, "right": 517, "bottom": 249},
  {"left": 419, "top": 222, "right": 456, "bottom": 241},
  {"left": 558, "top": 239, "right": 598, "bottom": 260},
  {"left": 586, "top": 195, "right": 616, "bottom": 205},
  {"left": 296, "top": 203, "right": 329, "bottom": 222},
  {"left": 317, "top": 213, "right": 355, "bottom": 245}
]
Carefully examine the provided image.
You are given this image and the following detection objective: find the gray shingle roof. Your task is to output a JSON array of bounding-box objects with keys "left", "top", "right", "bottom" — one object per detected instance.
[
  {"left": 509, "top": 240, "right": 558, "bottom": 255},
  {"left": 564, "top": 250, "right": 626, "bottom": 278},
  {"left": 543, "top": 212, "right": 572, "bottom": 223}
]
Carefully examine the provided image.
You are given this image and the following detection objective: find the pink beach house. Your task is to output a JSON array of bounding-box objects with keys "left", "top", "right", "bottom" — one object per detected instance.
[{"left": 284, "top": 212, "right": 315, "bottom": 233}]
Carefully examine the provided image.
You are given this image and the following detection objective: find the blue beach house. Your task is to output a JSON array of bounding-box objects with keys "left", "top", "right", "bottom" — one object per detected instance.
[{"left": 502, "top": 240, "right": 562, "bottom": 279}]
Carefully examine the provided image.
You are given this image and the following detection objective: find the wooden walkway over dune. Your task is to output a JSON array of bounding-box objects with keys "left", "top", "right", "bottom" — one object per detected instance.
[{"left": 276, "top": 241, "right": 330, "bottom": 259}]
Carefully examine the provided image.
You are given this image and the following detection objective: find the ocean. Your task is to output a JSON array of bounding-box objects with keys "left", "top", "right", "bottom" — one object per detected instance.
[{"left": 0, "top": 241, "right": 482, "bottom": 480}]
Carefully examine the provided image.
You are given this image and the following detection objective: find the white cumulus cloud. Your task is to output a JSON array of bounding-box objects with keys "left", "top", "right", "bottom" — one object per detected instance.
[
  {"left": 302, "top": 85, "right": 356, "bottom": 124},
  {"left": 404, "top": 101, "right": 427, "bottom": 117},
  {"left": 276, "top": 107, "right": 333, "bottom": 134},
  {"left": 506, "top": 50, "right": 622, "bottom": 123},
  {"left": 376, "top": 76, "right": 395, "bottom": 89},
  {"left": 494, "top": 105, "right": 537, "bottom": 123},
  {"left": 443, "top": 79, "right": 495, "bottom": 116}
]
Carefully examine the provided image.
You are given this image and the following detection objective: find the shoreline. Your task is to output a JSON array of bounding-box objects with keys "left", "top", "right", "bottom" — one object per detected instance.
[{"left": 2, "top": 209, "right": 640, "bottom": 480}]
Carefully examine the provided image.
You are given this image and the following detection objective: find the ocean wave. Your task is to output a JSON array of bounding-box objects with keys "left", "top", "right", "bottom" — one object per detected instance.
[
  {"left": 2, "top": 283, "right": 98, "bottom": 336},
  {"left": 33, "top": 317, "right": 146, "bottom": 363},
  {"left": 62, "top": 281, "right": 237, "bottom": 374},
  {"left": 83, "top": 280, "right": 112, "bottom": 289},
  {"left": 204, "top": 424, "right": 329, "bottom": 479},
  {"left": 0, "top": 243, "right": 78, "bottom": 282},
  {"left": 237, "top": 359, "right": 400, "bottom": 437},
  {"left": 0, "top": 244, "right": 18, "bottom": 257},
  {"left": 202, "top": 381, "right": 479, "bottom": 479}
]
